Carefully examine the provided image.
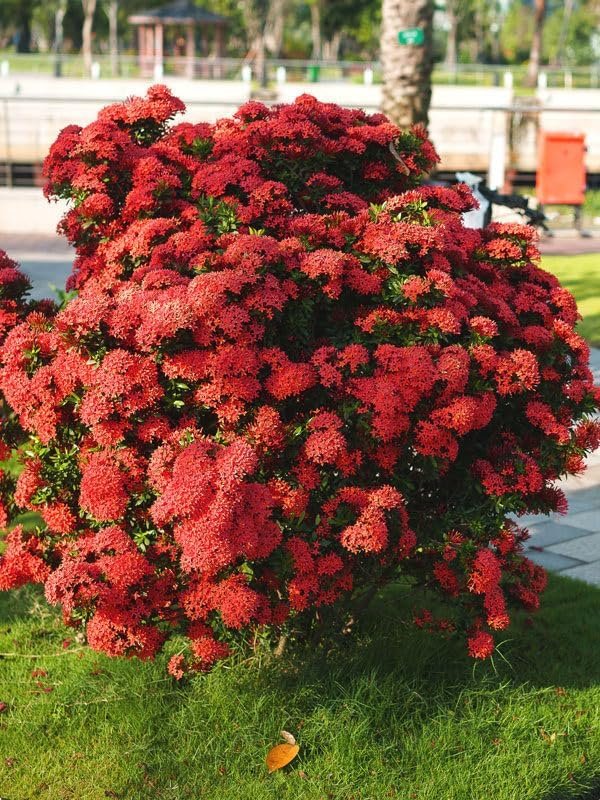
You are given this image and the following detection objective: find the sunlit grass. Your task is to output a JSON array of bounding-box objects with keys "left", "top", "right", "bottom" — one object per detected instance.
[
  {"left": 0, "top": 574, "right": 599, "bottom": 800},
  {"left": 543, "top": 254, "right": 600, "bottom": 347}
]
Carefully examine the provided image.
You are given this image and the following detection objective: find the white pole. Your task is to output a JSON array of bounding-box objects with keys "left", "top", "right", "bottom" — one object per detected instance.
[{"left": 488, "top": 119, "right": 506, "bottom": 191}]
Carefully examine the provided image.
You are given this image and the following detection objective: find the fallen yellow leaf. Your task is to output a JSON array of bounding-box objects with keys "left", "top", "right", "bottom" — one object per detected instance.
[{"left": 266, "top": 743, "right": 300, "bottom": 773}]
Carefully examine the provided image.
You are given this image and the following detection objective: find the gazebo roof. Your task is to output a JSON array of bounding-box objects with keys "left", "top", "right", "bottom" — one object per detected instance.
[{"left": 129, "top": 0, "right": 228, "bottom": 26}]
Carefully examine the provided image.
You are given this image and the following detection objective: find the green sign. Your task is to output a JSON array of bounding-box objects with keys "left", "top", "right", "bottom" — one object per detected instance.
[{"left": 398, "top": 27, "right": 425, "bottom": 45}]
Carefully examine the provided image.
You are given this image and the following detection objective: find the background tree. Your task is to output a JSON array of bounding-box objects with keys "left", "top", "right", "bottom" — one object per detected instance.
[
  {"left": 308, "top": 0, "right": 322, "bottom": 58},
  {"left": 0, "top": 0, "right": 37, "bottom": 52},
  {"left": 443, "top": 0, "right": 460, "bottom": 69},
  {"left": 264, "top": 0, "right": 287, "bottom": 57},
  {"left": 545, "top": 0, "right": 599, "bottom": 66},
  {"left": 54, "top": 0, "right": 69, "bottom": 76},
  {"left": 81, "top": 0, "right": 97, "bottom": 73},
  {"left": 323, "top": 0, "right": 380, "bottom": 59},
  {"left": 103, "top": 0, "right": 118, "bottom": 76},
  {"left": 526, "top": 0, "right": 546, "bottom": 85},
  {"left": 381, "top": 0, "right": 434, "bottom": 127}
]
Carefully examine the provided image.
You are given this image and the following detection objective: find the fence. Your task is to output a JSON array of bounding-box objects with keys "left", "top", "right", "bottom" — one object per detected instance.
[
  {"left": 2, "top": 88, "right": 600, "bottom": 187},
  {"left": 1, "top": 53, "right": 600, "bottom": 89}
]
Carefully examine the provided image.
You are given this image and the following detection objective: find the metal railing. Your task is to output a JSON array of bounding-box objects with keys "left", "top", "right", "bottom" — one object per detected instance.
[
  {"left": 3, "top": 92, "right": 600, "bottom": 188},
  {"left": 1, "top": 52, "right": 600, "bottom": 89}
]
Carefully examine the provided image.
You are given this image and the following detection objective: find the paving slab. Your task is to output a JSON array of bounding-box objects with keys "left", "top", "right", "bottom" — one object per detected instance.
[
  {"left": 548, "top": 531, "right": 600, "bottom": 561},
  {"left": 558, "top": 508, "right": 600, "bottom": 534},
  {"left": 526, "top": 521, "right": 592, "bottom": 549},
  {"left": 562, "top": 487, "right": 600, "bottom": 514},
  {"left": 511, "top": 513, "right": 550, "bottom": 528},
  {"left": 559, "top": 561, "right": 600, "bottom": 586},
  {"left": 525, "top": 549, "right": 585, "bottom": 572}
]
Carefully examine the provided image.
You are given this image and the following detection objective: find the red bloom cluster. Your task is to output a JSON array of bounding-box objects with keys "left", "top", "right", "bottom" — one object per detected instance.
[{"left": 0, "top": 87, "right": 598, "bottom": 672}]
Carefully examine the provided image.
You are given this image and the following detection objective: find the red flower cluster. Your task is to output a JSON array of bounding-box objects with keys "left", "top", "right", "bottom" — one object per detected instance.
[{"left": 0, "top": 87, "right": 598, "bottom": 672}]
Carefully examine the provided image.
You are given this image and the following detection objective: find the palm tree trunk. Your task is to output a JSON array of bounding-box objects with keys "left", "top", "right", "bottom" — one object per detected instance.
[
  {"left": 81, "top": 0, "right": 98, "bottom": 76},
  {"left": 381, "top": 0, "right": 434, "bottom": 128},
  {"left": 526, "top": 0, "right": 545, "bottom": 87}
]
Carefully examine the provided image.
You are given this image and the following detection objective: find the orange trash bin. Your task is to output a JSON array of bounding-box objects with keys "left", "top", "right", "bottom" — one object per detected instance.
[{"left": 536, "top": 131, "right": 586, "bottom": 206}]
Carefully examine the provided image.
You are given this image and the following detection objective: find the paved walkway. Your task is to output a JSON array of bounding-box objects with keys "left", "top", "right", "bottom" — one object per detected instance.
[{"left": 2, "top": 234, "right": 600, "bottom": 585}]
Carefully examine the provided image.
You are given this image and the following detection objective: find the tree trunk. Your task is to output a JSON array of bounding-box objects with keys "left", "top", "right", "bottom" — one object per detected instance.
[
  {"left": 553, "top": 0, "right": 574, "bottom": 66},
  {"left": 310, "top": 0, "right": 322, "bottom": 60},
  {"left": 264, "top": 0, "right": 287, "bottom": 57},
  {"left": 526, "top": 0, "right": 545, "bottom": 87},
  {"left": 16, "top": 0, "right": 34, "bottom": 53},
  {"left": 108, "top": 0, "right": 119, "bottom": 77},
  {"left": 444, "top": 1, "right": 458, "bottom": 70},
  {"left": 54, "top": 0, "right": 68, "bottom": 77},
  {"left": 81, "top": 0, "right": 98, "bottom": 75},
  {"left": 473, "top": 0, "right": 485, "bottom": 63},
  {"left": 323, "top": 31, "right": 342, "bottom": 62},
  {"left": 240, "top": 0, "right": 269, "bottom": 86},
  {"left": 253, "top": 33, "right": 267, "bottom": 87},
  {"left": 381, "top": 0, "right": 434, "bottom": 128}
]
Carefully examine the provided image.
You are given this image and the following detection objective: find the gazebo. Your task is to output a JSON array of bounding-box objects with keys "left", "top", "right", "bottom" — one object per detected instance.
[{"left": 129, "top": 0, "right": 228, "bottom": 79}]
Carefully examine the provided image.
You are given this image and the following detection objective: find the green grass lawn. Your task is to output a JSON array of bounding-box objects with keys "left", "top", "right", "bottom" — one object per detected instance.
[
  {"left": 543, "top": 254, "right": 600, "bottom": 347},
  {"left": 0, "top": 253, "right": 598, "bottom": 799},
  {"left": 1, "top": 574, "right": 599, "bottom": 800}
]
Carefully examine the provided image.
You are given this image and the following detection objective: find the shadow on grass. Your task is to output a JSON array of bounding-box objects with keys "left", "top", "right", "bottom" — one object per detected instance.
[
  {"left": 0, "top": 583, "right": 46, "bottom": 625},
  {"left": 308, "top": 571, "right": 600, "bottom": 692},
  {"left": 1, "top": 570, "right": 598, "bottom": 691},
  {"left": 0, "top": 571, "right": 599, "bottom": 799},
  {"left": 545, "top": 785, "right": 600, "bottom": 800}
]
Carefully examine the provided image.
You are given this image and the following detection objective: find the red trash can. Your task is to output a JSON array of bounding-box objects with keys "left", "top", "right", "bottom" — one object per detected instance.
[{"left": 536, "top": 131, "right": 586, "bottom": 206}]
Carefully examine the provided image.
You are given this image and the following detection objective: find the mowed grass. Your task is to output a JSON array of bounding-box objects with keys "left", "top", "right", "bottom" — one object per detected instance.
[
  {"left": 1, "top": 574, "right": 600, "bottom": 800},
  {"left": 0, "top": 255, "right": 598, "bottom": 799},
  {"left": 542, "top": 254, "right": 600, "bottom": 347}
]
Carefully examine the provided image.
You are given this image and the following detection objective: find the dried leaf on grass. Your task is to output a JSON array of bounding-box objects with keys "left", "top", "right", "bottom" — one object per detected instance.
[{"left": 266, "top": 742, "right": 299, "bottom": 773}]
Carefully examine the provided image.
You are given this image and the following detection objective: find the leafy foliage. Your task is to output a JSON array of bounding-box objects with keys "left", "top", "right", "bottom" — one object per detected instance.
[{"left": 0, "top": 85, "right": 598, "bottom": 676}]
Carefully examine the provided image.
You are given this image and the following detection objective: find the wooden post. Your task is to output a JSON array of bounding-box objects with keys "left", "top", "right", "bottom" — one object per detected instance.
[
  {"left": 139, "top": 24, "right": 155, "bottom": 77},
  {"left": 185, "top": 23, "right": 195, "bottom": 79}
]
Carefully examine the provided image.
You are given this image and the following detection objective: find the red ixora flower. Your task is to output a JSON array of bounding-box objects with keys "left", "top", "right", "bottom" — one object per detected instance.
[{"left": 0, "top": 87, "right": 597, "bottom": 675}]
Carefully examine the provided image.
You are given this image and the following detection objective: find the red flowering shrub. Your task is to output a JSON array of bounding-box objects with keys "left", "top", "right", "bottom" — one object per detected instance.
[
  {"left": 1, "top": 86, "right": 599, "bottom": 672},
  {"left": 0, "top": 250, "right": 55, "bottom": 530}
]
